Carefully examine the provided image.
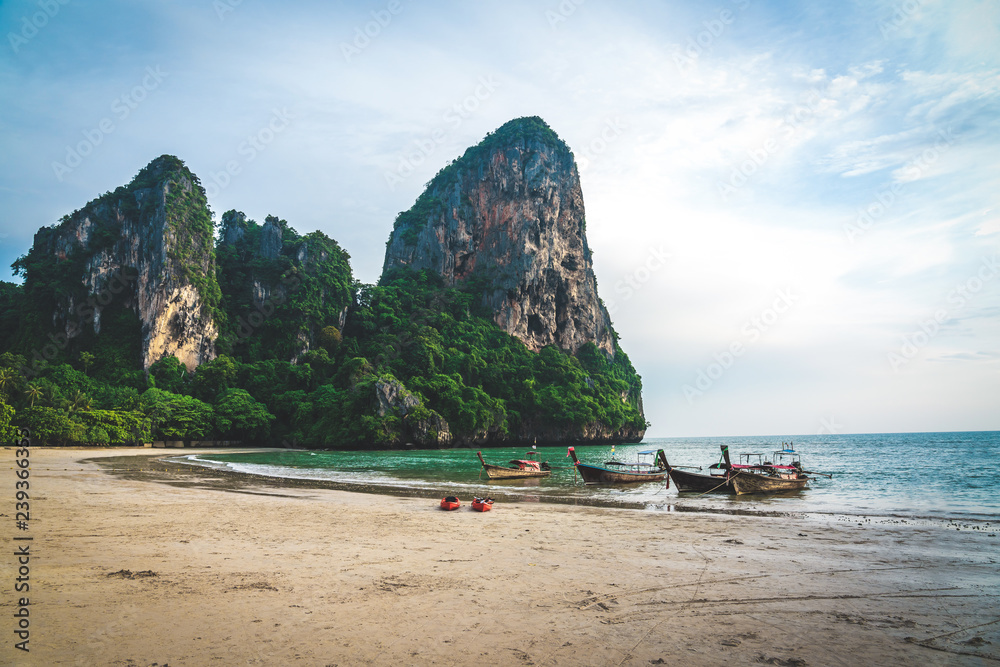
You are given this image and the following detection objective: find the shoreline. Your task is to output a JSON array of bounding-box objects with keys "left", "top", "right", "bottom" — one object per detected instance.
[
  {"left": 144, "top": 448, "right": 1000, "bottom": 527},
  {"left": 2, "top": 447, "right": 998, "bottom": 666},
  {"left": 99, "top": 449, "right": 807, "bottom": 516}
]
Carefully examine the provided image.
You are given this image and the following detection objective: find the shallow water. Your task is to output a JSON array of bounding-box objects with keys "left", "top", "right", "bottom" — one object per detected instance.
[{"left": 184, "top": 431, "right": 1000, "bottom": 523}]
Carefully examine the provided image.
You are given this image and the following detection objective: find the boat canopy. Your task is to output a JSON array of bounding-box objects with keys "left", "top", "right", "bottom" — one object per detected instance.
[{"left": 606, "top": 461, "right": 655, "bottom": 467}]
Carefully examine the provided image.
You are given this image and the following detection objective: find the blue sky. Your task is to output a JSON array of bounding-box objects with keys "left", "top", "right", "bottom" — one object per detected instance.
[{"left": 1, "top": 0, "right": 997, "bottom": 436}]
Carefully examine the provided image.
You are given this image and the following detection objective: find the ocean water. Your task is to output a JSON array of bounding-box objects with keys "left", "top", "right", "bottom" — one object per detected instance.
[{"left": 183, "top": 431, "right": 1000, "bottom": 523}]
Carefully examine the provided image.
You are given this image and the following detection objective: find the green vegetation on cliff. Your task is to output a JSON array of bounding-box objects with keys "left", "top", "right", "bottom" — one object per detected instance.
[
  {"left": 214, "top": 212, "right": 354, "bottom": 362},
  {"left": 0, "top": 255, "right": 645, "bottom": 447},
  {"left": 345, "top": 269, "right": 645, "bottom": 440},
  {"left": 0, "top": 147, "right": 647, "bottom": 448}
]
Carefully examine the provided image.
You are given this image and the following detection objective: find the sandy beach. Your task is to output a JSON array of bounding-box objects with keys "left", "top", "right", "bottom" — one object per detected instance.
[{"left": 2, "top": 447, "right": 998, "bottom": 666}]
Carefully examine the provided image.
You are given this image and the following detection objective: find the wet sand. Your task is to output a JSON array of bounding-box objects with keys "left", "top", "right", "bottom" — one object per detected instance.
[{"left": 1, "top": 447, "right": 997, "bottom": 666}]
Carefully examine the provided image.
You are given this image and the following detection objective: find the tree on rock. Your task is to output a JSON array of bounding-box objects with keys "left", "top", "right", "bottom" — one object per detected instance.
[{"left": 317, "top": 325, "right": 342, "bottom": 352}]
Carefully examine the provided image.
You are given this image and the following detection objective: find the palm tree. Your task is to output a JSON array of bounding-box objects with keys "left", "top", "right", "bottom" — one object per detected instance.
[
  {"left": 63, "top": 390, "right": 92, "bottom": 414},
  {"left": 38, "top": 387, "right": 55, "bottom": 408},
  {"left": 0, "top": 368, "right": 17, "bottom": 400},
  {"left": 24, "top": 383, "right": 42, "bottom": 408},
  {"left": 76, "top": 392, "right": 92, "bottom": 413}
]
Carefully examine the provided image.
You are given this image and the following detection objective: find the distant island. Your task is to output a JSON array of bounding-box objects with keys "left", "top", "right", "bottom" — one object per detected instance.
[{"left": 0, "top": 117, "right": 648, "bottom": 448}]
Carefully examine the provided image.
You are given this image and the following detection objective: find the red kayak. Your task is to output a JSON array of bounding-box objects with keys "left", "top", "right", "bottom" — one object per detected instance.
[
  {"left": 440, "top": 496, "right": 461, "bottom": 511},
  {"left": 471, "top": 497, "right": 494, "bottom": 512}
]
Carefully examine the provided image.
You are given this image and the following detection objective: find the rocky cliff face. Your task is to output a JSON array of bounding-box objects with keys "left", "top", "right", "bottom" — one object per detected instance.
[
  {"left": 27, "top": 155, "right": 219, "bottom": 371},
  {"left": 5, "top": 132, "right": 644, "bottom": 448},
  {"left": 382, "top": 117, "right": 615, "bottom": 357},
  {"left": 374, "top": 376, "right": 452, "bottom": 447},
  {"left": 214, "top": 211, "right": 354, "bottom": 362}
]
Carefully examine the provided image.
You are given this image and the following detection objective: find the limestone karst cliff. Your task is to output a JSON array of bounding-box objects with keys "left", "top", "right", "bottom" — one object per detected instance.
[
  {"left": 379, "top": 117, "right": 646, "bottom": 443},
  {"left": 15, "top": 155, "right": 218, "bottom": 372},
  {"left": 2, "top": 122, "right": 647, "bottom": 448},
  {"left": 213, "top": 209, "right": 354, "bottom": 363},
  {"left": 382, "top": 116, "right": 616, "bottom": 358}
]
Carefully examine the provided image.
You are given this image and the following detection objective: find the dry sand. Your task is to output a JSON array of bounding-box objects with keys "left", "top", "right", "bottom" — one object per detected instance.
[{"left": 1, "top": 447, "right": 998, "bottom": 666}]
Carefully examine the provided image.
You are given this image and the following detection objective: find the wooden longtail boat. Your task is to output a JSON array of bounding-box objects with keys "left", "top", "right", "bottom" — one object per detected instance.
[
  {"left": 731, "top": 471, "right": 809, "bottom": 494},
  {"left": 471, "top": 497, "right": 494, "bottom": 512},
  {"left": 663, "top": 449, "right": 736, "bottom": 494},
  {"left": 727, "top": 446, "right": 810, "bottom": 495},
  {"left": 477, "top": 451, "right": 551, "bottom": 480},
  {"left": 567, "top": 446, "right": 668, "bottom": 484},
  {"left": 664, "top": 445, "right": 817, "bottom": 495}
]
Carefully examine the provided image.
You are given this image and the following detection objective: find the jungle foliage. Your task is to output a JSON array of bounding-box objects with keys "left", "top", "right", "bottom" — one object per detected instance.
[{"left": 0, "top": 151, "right": 646, "bottom": 447}]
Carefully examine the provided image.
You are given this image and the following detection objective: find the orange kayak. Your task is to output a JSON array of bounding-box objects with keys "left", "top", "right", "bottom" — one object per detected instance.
[
  {"left": 471, "top": 497, "right": 494, "bottom": 512},
  {"left": 440, "top": 496, "right": 461, "bottom": 511}
]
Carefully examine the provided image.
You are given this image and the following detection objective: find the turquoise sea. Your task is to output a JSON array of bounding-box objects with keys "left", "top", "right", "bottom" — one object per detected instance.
[{"left": 182, "top": 431, "right": 1000, "bottom": 524}]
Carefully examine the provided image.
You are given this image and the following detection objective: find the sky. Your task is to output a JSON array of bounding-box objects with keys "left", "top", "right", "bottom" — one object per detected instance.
[{"left": 1, "top": 0, "right": 998, "bottom": 437}]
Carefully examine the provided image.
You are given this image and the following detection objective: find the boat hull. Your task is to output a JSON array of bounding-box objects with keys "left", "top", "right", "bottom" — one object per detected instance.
[
  {"left": 575, "top": 463, "right": 666, "bottom": 485},
  {"left": 440, "top": 497, "right": 461, "bottom": 510},
  {"left": 667, "top": 468, "right": 734, "bottom": 494},
  {"left": 482, "top": 464, "right": 551, "bottom": 480},
  {"left": 731, "top": 472, "right": 808, "bottom": 495},
  {"left": 471, "top": 498, "right": 493, "bottom": 512}
]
